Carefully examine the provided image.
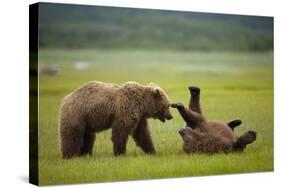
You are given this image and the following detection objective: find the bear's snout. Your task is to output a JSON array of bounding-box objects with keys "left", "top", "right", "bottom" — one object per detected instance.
[
  {"left": 178, "top": 128, "right": 186, "bottom": 136},
  {"left": 179, "top": 127, "right": 193, "bottom": 137}
]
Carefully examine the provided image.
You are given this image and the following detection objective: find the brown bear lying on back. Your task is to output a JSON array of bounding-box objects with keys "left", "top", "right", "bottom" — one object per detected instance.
[{"left": 171, "top": 86, "right": 257, "bottom": 154}]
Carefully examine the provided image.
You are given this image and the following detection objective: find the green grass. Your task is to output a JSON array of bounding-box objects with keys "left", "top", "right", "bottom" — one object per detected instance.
[{"left": 38, "top": 49, "right": 273, "bottom": 185}]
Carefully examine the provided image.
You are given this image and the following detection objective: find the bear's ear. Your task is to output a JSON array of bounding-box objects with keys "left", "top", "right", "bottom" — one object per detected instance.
[
  {"left": 153, "top": 88, "right": 161, "bottom": 98},
  {"left": 148, "top": 82, "right": 156, "bottom": 87}
]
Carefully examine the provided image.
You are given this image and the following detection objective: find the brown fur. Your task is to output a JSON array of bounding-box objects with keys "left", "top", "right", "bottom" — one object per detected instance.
[
  {"left": 172, "top": 86, "right": 256, "bottom": 154},
  {"left": 179, "top": 127, "right": 233, "bottom": 153},
  {"left": 58, "top": 81, "right": 172, "bottom": 158}
]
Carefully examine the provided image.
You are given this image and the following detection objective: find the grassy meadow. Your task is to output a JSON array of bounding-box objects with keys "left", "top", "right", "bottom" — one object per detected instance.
[{"left": 38, "top": 49, "right": 273, "bottom": 185}]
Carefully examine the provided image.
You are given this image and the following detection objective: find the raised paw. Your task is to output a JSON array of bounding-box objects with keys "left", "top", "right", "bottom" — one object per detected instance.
[
  {"left": 230, "top": 119, "right": 242, "bottom": 125},
  {"left": 188, "top": 86, "right": 200, "bottom": 95},
  {"left": 233, "top": 130, "right": 257, "bottom": 152},
  {"left": 227, "top": 119, "right": 242, "bottom": 130},
  {"left": 247, "top": 130, "right": 257, "bottom": 142},
  {"left": 170, "top": 103, "right": 185, "bottom": 110}
]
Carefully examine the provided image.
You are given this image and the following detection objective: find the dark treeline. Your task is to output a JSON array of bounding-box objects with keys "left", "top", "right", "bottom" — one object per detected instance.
[{"left": 38, "top": 3, "right": 273, "bottom": 51}]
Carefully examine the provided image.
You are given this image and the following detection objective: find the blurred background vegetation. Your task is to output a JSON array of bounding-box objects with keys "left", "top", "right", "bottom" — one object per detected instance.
[{"left": 39, "top": 3, "right": 273, "bottom": 51}]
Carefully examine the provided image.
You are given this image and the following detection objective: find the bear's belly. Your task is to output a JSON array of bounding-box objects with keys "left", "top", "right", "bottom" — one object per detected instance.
[
  {"left": 86, "top": 111, "right": 115, "bottom": 132},
  {"left": 205, "top": 121, "right": 236, "bottom": 143}
]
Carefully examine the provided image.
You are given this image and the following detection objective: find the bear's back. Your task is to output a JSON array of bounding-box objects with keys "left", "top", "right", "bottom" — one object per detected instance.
[
  {"left": 68, "top": 81, "right": 119, "bottom": 99},
  {"left": 60, "top": 81, "right": 120, "bottom": 115}
]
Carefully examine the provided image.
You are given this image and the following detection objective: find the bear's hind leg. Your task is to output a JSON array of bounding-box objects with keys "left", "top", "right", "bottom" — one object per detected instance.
[
  {"left": 132, "top": 118, "right": 156, "bottom": 154},
  {"left": 111, "top": 123, "right": 129, "bottom": 156},
  {"left": 188, "top": 86, "right": 202, "bottom": 114},
  {"left": 60, "top": 126, "right": 84, "bottom": 159},
  {"left": 233, "top": 131, "right": 257, "bottom": 152},
  {"left": 80, "top": 132, "right": 96, "bottom": 156},
  {"left": 227, "top": 119, "right": 242, "bottom": 131}
]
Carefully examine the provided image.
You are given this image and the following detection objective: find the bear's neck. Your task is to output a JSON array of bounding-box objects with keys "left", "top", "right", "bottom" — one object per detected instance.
[
  {"left": 141, "top": 95, "right": 157, "bottom": 119},
  {"left": 121, "top": 86, "right": 147, "bottom": 113}
]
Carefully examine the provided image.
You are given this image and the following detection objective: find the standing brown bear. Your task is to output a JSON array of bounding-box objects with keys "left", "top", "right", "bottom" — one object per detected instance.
[
  {"left": 171, "top": 86, "right": 257, "bottom": 154},
  {"left": 59, "top": 81, "right": 173, "bottom": 158}
]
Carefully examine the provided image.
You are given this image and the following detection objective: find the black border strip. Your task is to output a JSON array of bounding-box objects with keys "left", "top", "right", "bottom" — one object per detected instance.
[{"left": 29, "top": 3, "right": 39, "bottom": 186}]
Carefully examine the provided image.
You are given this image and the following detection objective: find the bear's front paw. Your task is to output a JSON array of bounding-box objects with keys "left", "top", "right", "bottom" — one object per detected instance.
[{"left": 170, "top": 103, "right": 185, "bottom": 110}]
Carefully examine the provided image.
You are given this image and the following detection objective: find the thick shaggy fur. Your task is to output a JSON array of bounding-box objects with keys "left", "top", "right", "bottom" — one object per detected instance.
[
  {"left": 172, "top": 86, "right": 257, "bottom": 154},
  {"left": 58, "top": 81, "right": 172, "bottom": 158}
]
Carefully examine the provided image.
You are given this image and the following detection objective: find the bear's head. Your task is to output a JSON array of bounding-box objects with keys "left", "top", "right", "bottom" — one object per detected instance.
[
  {"left": 179, "top": 126, "right": 198, "bottom": 143},
  {"left": 146, "top": 83, "right": 173, "bottom": 122},
  {"left": 178, "top": 127, "right": 207, "bottom": 153}
]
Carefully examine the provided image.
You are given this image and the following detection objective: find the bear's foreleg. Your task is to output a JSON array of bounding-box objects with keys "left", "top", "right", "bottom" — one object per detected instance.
[
  {"left": 132, "top": 118, "right": 156, "bottom": 154},
  {"left": 80, "top": 132, "right": 96, "bottom": 156},
  {"left": 171, "top": 103, "right": 204, "bottom": 128},
  {"left": 111, "top": 122, "right": 129, "bottom": 156}
]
